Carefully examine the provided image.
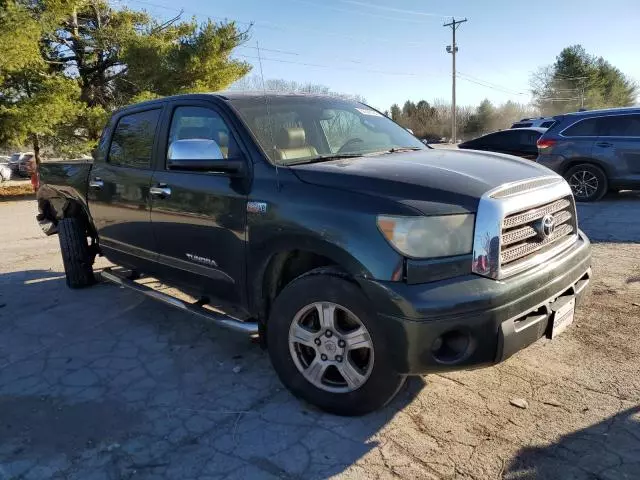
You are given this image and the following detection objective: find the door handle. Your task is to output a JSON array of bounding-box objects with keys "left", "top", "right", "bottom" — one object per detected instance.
[
  {"left": 150, "top": 185, "right": 171, "bottom": 198},
  {"left": 89, "top": 178, "right": 104, "bottom": 189},
  {"left": 596, "top": 141, "right": 613, "bottom": 148}
]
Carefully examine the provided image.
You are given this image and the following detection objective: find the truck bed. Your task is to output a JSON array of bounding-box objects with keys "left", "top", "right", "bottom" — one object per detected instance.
[{"left": 39, "top": 160, "right": 93, "bottom": 199}]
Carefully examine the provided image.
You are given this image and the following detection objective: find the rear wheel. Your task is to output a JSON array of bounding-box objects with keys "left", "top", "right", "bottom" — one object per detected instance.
[
  {"left": 564, "top": 164, "right": 608, "bottom": 202},
  {"left": 267, "top": 272, "right": 405, "bottom": 416},
  {"left": 58, "top": 217, "right": 95, "bottom": 289}
]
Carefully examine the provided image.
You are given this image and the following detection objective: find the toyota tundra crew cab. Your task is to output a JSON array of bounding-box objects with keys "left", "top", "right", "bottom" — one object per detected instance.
[{"left": 36, "top": 93, "right": 592, "bottom": 416}]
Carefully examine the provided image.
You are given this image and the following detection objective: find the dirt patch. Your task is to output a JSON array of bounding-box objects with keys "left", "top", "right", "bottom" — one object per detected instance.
[{"left": 0, "top": 183, "right": 35, "bottom": 200}]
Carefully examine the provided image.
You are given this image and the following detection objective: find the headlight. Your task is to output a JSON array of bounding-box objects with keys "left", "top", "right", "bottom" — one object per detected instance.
[{"left": 377, "top": 214, "right": 475, "bottom": 259}]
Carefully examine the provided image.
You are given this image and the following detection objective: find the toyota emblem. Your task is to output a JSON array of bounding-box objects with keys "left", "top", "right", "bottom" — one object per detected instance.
[{"left": 538, "top": 214, "right": 556, "bottom": 239}]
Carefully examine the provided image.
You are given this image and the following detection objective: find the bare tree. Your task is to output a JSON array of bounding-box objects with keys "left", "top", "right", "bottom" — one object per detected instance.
[{"left": 229, "top": 75, "right": 365, "bottom": 102}]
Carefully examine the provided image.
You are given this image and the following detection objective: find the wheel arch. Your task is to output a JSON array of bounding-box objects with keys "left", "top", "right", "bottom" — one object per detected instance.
[
  {"left": 561, "top": 158, "right": 611, "bottom": 179},
  {"left": 252, "top": 237, "right": 373, "bottom": 322},
  {"left": 37, "top": 187, "right": 97, "bottom": 238}
]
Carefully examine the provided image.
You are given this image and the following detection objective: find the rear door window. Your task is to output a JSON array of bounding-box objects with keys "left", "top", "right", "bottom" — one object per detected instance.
[
  {"left": 108, "top": 109, "right": 161, "bottom": 168},
  {"left": 599, "top": 114, "right": 640, "bottom": 137},
  {"left": 519, "top": 130, "right": 541, "bottom": 147},
  {"left": 562, "top": 117, "right": 600, "bottom": 137},
  {"left": 489, "top": 130, "right": 520, "bottom": 149}
]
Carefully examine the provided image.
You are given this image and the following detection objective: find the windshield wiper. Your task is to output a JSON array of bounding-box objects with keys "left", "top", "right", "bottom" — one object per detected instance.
[
  {"left": 384, "top": 147, "right": 423, "bottom": 153},
  {"left": 285, "top": 153, "right": 364, "bottom": 166}
]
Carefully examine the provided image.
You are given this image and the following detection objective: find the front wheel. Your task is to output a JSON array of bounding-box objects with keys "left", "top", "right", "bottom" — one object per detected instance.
[
  {"left": 564, "top": 164, "right": 608, "bottom": 202},
  {"left": 267, "top": 271, "right": 405, "bottom": 416}
]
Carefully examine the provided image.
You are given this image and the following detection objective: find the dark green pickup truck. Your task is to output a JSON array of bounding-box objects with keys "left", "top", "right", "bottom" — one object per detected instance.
[{"left": 37, "top": 93, "right": 592, "bottom": 415}]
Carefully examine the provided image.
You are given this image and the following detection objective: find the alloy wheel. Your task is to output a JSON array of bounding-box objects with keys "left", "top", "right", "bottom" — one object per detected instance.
[
  {"left": 288, "top": 302, "right": 374, "bottom": 393},
  {"left": 568, "top": 170, "right": 599, "bottom": 200}
]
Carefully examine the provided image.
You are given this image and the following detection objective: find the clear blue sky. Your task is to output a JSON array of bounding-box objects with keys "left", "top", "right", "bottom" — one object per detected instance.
[{"left": 123, "top": 0, "right": 640, "bottom": 111}]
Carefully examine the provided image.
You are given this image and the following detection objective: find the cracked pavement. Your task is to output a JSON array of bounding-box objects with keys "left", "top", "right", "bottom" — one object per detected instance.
[{"left": 0, "top": 193, "right": 639, "bottom": 479}]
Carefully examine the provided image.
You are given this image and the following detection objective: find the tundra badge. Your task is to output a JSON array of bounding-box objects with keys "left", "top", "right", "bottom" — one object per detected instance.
[{"left": 186, "top": 253, "right": 218, "bottom": 267}]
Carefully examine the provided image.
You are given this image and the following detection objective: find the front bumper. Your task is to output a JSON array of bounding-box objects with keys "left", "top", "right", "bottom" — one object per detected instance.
[{"left": 360, "top": 231, "right": 592, "bottom": 374}]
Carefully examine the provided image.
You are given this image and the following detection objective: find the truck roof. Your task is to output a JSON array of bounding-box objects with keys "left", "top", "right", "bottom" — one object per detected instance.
[{"left": 115, "top": 91, "right": 361, "bottom": 113}]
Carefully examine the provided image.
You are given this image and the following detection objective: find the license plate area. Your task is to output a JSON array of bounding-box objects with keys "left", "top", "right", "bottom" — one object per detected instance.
[{"left": 548, "top": 297, "right": 575, "bottom": 339}]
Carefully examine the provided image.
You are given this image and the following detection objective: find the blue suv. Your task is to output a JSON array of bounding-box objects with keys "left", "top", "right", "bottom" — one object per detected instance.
[{"left": 536, "top": 107, "right": 640, "bottom": 201}]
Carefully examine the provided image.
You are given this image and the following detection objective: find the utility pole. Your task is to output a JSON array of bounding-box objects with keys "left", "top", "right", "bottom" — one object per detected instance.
[{"left": 444, "top": 17, "right": 467, "bottom": 143}]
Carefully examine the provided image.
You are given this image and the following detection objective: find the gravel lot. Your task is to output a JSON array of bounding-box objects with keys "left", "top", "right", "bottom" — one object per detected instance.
[{"left": 0, "top": 193, "right": 639, "bottom": 480}]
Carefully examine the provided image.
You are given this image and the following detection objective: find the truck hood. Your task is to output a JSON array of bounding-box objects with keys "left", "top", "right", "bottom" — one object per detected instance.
[{"left": 290, "top": 148, "right": 556, "bottom": 215}]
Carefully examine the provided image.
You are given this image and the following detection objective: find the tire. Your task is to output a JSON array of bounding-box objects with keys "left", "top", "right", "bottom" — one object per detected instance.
[
  {"left": 564, "top": 163, "right": 608, "bottom": 202},
  {"left": 267, "top": 271, "right": 405, "bottom": 416},
  {"left": 58, "top": 217, "right": 95, "bottom": 289}
]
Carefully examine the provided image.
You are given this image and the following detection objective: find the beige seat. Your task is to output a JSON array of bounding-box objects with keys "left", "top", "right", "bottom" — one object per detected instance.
[{"left": 274, "top": 127, "right": 318, "bottom": 161}]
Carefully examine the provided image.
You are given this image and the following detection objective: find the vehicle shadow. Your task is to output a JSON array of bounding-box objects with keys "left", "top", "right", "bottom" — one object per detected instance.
[
  {"left": 0, "top": 269, "right": 425, "bottom": 478},
  {"left": 504, "top": 405, "right": 640, "bottom": 479},
  {"left": 576, "top": 190, "right": 640, "bottom": 243}
]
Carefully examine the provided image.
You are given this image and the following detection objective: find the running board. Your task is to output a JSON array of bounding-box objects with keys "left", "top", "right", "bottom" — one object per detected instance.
[{"left": 100, "top": 269, "right": 259, "bottom": 335}]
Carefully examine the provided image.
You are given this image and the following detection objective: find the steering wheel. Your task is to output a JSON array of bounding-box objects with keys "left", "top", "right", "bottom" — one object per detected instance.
[{"left": 337, "top": 138, "right": 364, "bottom": 154}]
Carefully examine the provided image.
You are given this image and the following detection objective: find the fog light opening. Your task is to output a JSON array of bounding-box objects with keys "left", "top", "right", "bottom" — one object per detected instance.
[{"left": 432, "top": 330, "right": 471, "bottom": 363}]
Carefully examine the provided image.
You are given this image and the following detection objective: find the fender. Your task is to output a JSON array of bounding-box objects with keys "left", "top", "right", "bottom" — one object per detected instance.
[
  {"left": 248, "top": 232, "right": 404, "bottom": 320},
  {"left": 36, "top": 161, "right": 98, "bottom": 237}
]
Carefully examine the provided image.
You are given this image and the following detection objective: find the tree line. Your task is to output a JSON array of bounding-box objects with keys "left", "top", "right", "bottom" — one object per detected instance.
[
  {"left": 390, "top": 45, "right": 637, "bottom": 142},
  {"left": 388, "top": 99, "right": 537, "bottom": 141},
  {"left": 0, "top": 0, "right": 637, "bottom": 161}
]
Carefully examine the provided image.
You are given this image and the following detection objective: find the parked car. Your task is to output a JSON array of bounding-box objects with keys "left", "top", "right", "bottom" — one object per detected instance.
[
  {"left": 8, "top": 153, "right": 22, "bottom": 174},
  {"left": 8, "top": 152, "right": 34, "bottom": 177},
  {"left": 511, "top": 117, "right": 556, "bottom": 129},
  {"left": 18, "top": 153, "right": 35, "bottom": 177},
  {"left": 36, "top": 93, "right": 592, "bottom": 415},
  {"left": 458, "top": 128, "right": 545, "bottom": 160},
  {"left": 537, "top": 107, "right": 640, "bottom": 201},
  {"left": 0, "top": 163, "right": 11, "bottom": 182}
]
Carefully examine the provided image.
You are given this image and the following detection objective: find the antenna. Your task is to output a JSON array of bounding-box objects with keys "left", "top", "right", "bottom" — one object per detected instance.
[{"left": 257, "top": 41, "right": 280, "bottom": 190}]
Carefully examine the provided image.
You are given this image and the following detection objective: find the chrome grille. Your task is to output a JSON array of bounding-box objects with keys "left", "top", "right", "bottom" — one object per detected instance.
[
  {"left": 500, "top": 196, "right": 577, "bottom": 266},
  {"left": 503, "top": 198, "right": 571, "bottom": 229}
]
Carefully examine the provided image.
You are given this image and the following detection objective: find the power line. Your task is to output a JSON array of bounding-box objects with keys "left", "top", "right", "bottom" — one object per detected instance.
[
  {"left": 238, "top": 46, "right": 300, "bottom": 56},
  {"left": 233, "top": 54, "right": 418, "bottom": 77},
  {"left": 123, "top": 0, "right": 435, "bottom": 74},
  {"left": 457, "top": 75, "right": 526, "bottom": 96},
  {"left": 457, "top": 72, "right": 527, "bottom": 96},
  {"left": 288, "top": 0, "right": 443, "bottom": 24},
  {"left": 339, "top": 0, "right": 452, "bottom": 18},
  {"left": 238, "top": 46, "right": 366, "bottom": 65},
  {"left": 124, "top": 0, "right": 425, "bottom": 46},
  {"left": 554, "top": 74, "right": 589, "bottom": 80}
]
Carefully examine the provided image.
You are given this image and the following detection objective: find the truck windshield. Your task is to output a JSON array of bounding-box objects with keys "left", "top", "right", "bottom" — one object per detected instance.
[{"left": 229, "top": 96, "right": 425, "bottom": 165}]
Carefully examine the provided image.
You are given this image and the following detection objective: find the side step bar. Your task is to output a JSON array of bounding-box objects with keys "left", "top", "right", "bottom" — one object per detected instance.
[{"left": 100, "top": 269, "right": 259, "bottom": 335}]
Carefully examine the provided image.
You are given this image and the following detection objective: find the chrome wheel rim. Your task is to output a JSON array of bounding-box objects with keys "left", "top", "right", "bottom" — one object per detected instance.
[
  {"left": 569, "top": 170, "right": 599, "bottom": 199},
  {"left": 288, "top": 302, "right": 374, "bottom": 393}
]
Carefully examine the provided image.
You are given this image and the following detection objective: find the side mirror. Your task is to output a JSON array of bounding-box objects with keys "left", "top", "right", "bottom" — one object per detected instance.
[{"left": 167, "top": 139, "right": 245, "bottom": 176}]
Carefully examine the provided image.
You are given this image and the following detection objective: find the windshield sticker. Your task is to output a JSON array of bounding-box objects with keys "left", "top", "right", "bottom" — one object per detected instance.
[{"left": 355, "top": 107, "right": 383, "bottom": 117}]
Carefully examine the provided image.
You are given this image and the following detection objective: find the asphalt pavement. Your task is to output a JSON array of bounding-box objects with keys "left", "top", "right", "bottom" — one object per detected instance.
[{"left": 0, "top": 194, "right": 639, "bottom": 479}]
